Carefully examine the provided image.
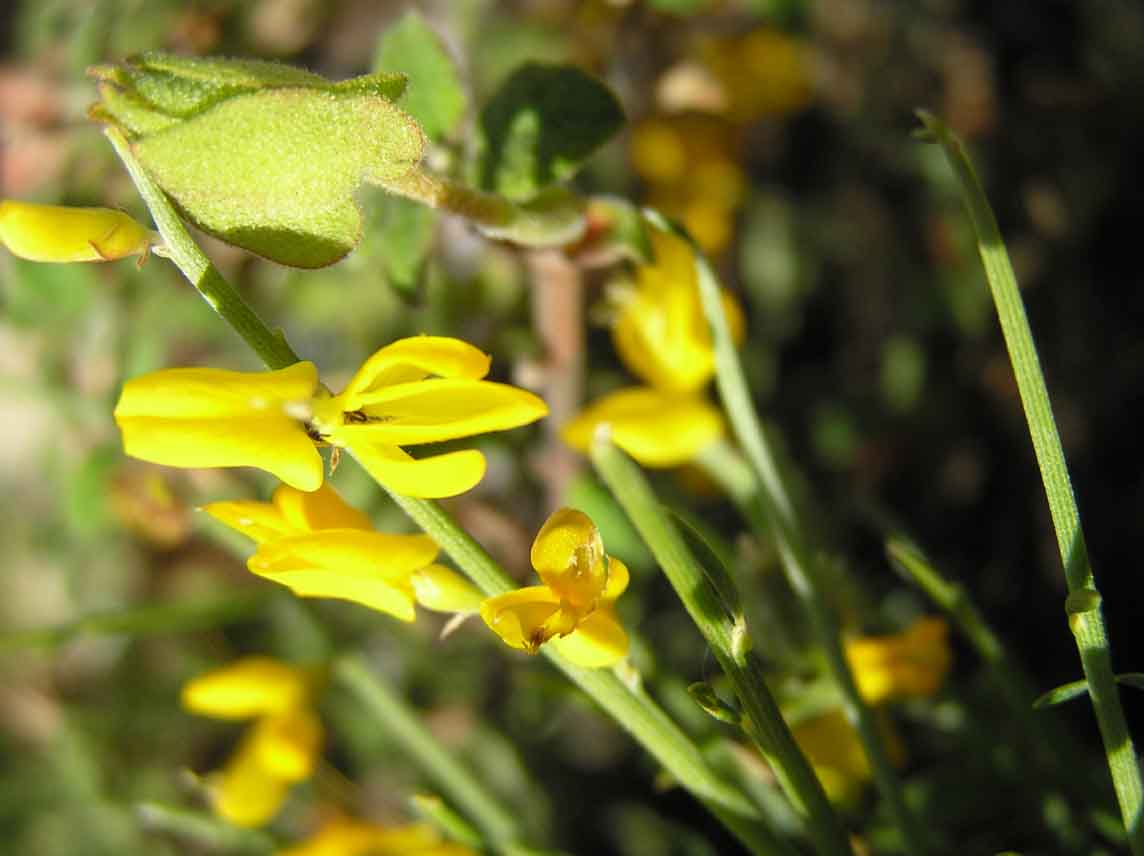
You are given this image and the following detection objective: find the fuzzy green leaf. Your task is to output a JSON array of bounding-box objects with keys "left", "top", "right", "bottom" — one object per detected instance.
[
  {"left": 133, "top": 88, "right": 424, "bottom": 268},
  {"left": 373, "top": 10, "right": 466, "bottom": 142},
  {"left": 476, "top": 62, "right": 624, "bottom": 201}
]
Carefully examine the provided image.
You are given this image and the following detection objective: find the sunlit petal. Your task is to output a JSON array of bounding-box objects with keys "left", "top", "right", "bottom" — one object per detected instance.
[
  {"left": 202, "top": 499, "right": 295, "bottom": 544},
  {"left": 529, "top": 508, "right": 607, "bottom": 607},
  {"left": 480, "top": 587, "right": 561, "bottom": 652},
  {"left": 351, "top": 442, "right": 487, "bottom": 499},
  {"left": 272, "top": 483, "right": 373, "bottom": 533},
  {"left": 341, "top": 336, "right": 491, "bottom": 407},
  {"left": 602, "top": 556, "right": 630, "bottom": 603},
  {"left": 411, "top": 564, "right": 485, "bottom": 613},
  {"left": 115, "top": 362, "right": 318, "bottom": 418},
  {"left": 550, "top": 608, "right": 629, "bottom": 668},
  {"left": 181, "top": 657, "right": 311, "bottom": 719},
  {"left": 338, "top": 379, "right": 548, "bottom": 445},
  {"left": 0, "top": 199, "right": 154, "bottom": 262},
  {"left": 561, "top": 387, "right": 723, "bottom": 467}
]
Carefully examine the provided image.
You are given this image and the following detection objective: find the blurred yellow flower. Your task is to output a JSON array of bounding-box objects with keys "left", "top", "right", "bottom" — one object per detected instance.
[
  {"left": 845, "top": 617, "right": 953, "bottom": 705},
  {"left": 612, "top": 223, "right": 744, "bottom": 394},
  {"left": 792, "top": 707, "right": 906, "bottom": 806},
  {"left": 562, "top": 387, "right": 723, "bottom": 467},
  {"left": 182, "top": 657, "right": 323, "bottom": 828},
  {"left": 277, "top": 816, "right": 476, "bottom": 856},
  {"left": 0, "top": 199, "right": 156, "bottom": 262},
  {"left": 204, "top": 483, "right": 483, "bottom": 621},
  {"left": 310, "top": 336, "right": 548, "bottom": 498},
  {"left": 115, "top": 361, "right": 324, "bottom": 491},
  {"left": 115, "top": 336, "right": 547, "bottom": 499},
  {"left": 700, "top": 28, "right": 814, "bottom": 123},
  {"left": 481, "top": 508, "right": 629, "bottom": 668},
  {"left": 563, "top": 221, "right": 742, "bottom": 467}
]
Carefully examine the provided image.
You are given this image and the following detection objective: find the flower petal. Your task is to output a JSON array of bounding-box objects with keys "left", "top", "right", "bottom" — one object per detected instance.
[
  {"left": 251, "top": 707, "right": 322, "bottom": 782},
  {"left": 529, "top": 508, "right": 607, "bottom": 607},
  {"left": 0, "top": 200, "right": 154, "bottom": 262},
  {"left": 201, "top": 498, "right": 295, "bottom": 544},
  {"left": 480, "top": 587, "right": 560, "bottom": 652},
  {"left": 561, "top": 387, "right": 723, "bottom": 467},
  {"left": 602, "top": 556, "right": 630, "bottom": 603},
  {"left": 351, "top": 442, "right": 488, "bottom": 498},
  {"left": 181, "top": 657, "right": 311, "bottom": 719},
  {"left": 272, "top": 482, "right": 374, "bottom": 532},
  {"left": 338, "top": 379, "right": 548, "bottom": 445},
  {"left": 411, "top": 564, "right": 485, "bottom": 613},
  {"left": 550, "top": 608, "right": 629, "bottom": 668},
  {"left": 114, "top": 362, "right": 318, "bottom": 419},
  {"left": 341, "top": 336, "right": 491, "bottom": 408},
  {"left": 117, "top": 413, "right": 324, "bottom": 491},
  {"left": 210, "top": 731, "right": 293, "bottom": 827}
]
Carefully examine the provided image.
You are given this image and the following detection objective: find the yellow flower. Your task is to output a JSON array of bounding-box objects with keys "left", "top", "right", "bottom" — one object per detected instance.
[
  {"left": 277, "top": 816, "right": 476, "bottom": 856},
  {"left": 310, "top": 336, "right": 548, "bottom": 498},
  {"left": 115, "top": 361, "right": 324, "bottom": 491},
  {"left": 114, "top": 336, "right": 548, "bottom": 499},
  {"left": 204, "top": 483, "right": 484, "bottom": 621},
  {"left": 612, "top": 222, "right": 743, "bottom": 394},
  {"left": 0, "top": 199, "right": 156, "bottom": 262},
  {"left": 481, "top": 508, "right": 629, "bottom": 668},
  {"left": 561, "top": 387, "right": 723, "bottom": 468},
  {"left": 792, "top": 707, "right": 907, "bottom": 805},
  {"left": 845, "top": 617, "right": 953, "bottom": 705},
  {"left": 182, "top": 657, "right": 323, "bottom": 828},
  {"left": 700, "top": 28, "right": 814, "bottom": 123}
]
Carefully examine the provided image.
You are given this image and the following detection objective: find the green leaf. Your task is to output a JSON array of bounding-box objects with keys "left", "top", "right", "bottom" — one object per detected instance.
[
  {"left": 373, "top": 10, "right": 466, "bottom": 143},
  {"left": 476, "top": 62, "right": 624, "bottom": 201},
  {"left": 133, "top": 88, "right": 424, "bottom": 268},
  {"left": 1032, "top": 679, "right": 1089, "bottom": 709},
  {"left": 376, "top": 194, "right": 438, "bottom": 296}
]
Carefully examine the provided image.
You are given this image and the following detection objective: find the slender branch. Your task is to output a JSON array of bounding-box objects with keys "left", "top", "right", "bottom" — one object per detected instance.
[
  {"left": 108, "top": 132, "right": 791, "bottom": 856},
  {"left": 381, "top": 167, "right": 586, "bottom": 248},
  {"left": 104, "top": 127, "right": 300, "bottom": 371},
  {"left": 334, "top": 655, "right": 524, "bottom": 851},
  {"left": 918, "top": 109, "right": 1143, "bottom": 849},
  {"left": 683, "top": 218, "right": 931, "bottom": 852},
  {"left": 592, "top": 438, "right": 854, "bottom": 856}
]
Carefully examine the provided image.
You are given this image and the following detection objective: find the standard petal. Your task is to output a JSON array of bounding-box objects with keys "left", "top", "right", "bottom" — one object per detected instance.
[
  {"left": 351, "top": 442, "right": 487, "bottom": 498},
  {"left": 201, "top": 499, "right": 294, "bottom": 544},
  {"left": 529, "top": 508, "right": 607, "bottom": 607},
  {"left": 117, "top": 413, "right": 324, "bottom": 491},
  {"left": 550, "top": 608, "right": 629, "bottom": 668},
  {"left": 181, "top": 657, "right": 311, "bottom": 719},
  {"left": 114, "top": 361, "right": 318, "bottom": 419},
  {"left": 561, "top": 387, "right": 723, "bottom": 467},
  {"left": 272, "top": 483, "right": 373, "bottom": 533},
  {"left": 411, "top": 564, "right": 485, "bottom": 613},
  {"left": 210, "top": 731, "right": 292, "bottom": 827},
  {"left": 248, "top": 529, "right": 438, "bottom": 577},
  {"left": 480, "top": 587, "right": 560, "bottom": 652},
  {"left": 339, "top": 379, "right": 548, "bottom": 445},
  {"left": 250, "top": 708, "right": 322, "bottom": 782},
  {"left": 341, "top": 336, "right": 491, "bottom": 408},
  {"left": 0, "top": 200, "right": 153, "bottom": 262},
  {"left": 602, "top": 556, "right": 630, "bottom": 603}
]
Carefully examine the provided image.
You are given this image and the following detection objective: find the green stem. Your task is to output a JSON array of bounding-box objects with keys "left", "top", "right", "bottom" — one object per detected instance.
[
  {"left": 108, "top": 130, "right": 789, "bottom": 856},
  {"left": 381, "top": 168, "right": 586, "bottom": 248},
  {"left": 592, "top": 439, "right": 854, "bottom": 856},
  {"left": 918, "top": 110, "right": 1142, "bottom": 848},
  {"left": 136, "top": 802, "right": 275, "bottom": 854},
  {"left": 104, "top": 127, "right": 300, "bottom": 371},
  {"left": 334, "top": 654, "right": 524, "bottom": 851},
  {"left": 372, "top": 483, "right": 795, "bottom": 856},
  {"left": 684, "top": 221, "right": 930, "bottom": 852},
  {"left": 0, "top": 590, "right": 270, "bottom": 654}
]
